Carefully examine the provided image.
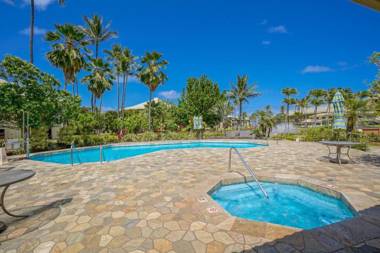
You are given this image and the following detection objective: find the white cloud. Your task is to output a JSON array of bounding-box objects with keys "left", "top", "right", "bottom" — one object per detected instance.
[
  {"left": 19, "top": 26, "right": 47, "bottom": 36},
  {"left": 261, "top": 40, "right": 271, "bottom": 45},
  {"left": 268, "top": 25, "right": 288, "bottom": 34},
  {"left": 23, "top": 0, "right": 57, "bottom": 10},
  {"left": 159, "top": 90, "right": 180, "bottom": 100},
  {"left": 128, "top": 75, "right": 141, "bottom": 83},
  {"left": 301, "top": 65, "right": 334, "bottom": 74},
  {"left": 102, "top": 106, "right": 116, "bottom": 112}
]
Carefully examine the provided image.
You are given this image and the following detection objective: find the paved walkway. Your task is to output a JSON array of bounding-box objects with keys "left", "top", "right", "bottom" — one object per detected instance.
[{"left": 0, "top": 140, "right": 379, "bottom": 253}]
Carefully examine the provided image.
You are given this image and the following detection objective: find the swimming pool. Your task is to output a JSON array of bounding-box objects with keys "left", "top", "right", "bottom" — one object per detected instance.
[
  {"left": 31, "top": 141, "right": 263, "bottom": 164},
  {"left": 210, "top": 182, "right": 355, "bottom": 229}
]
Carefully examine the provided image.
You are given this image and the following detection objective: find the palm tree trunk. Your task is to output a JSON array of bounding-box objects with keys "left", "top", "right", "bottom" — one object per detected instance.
[
  {"left": 238, "top": 102, "right": 242, "bottom": 132},
  {"left": 286, "top": 103, "right": 290, "bottom": 132},
  {"left": 148, "top": 89, "right": 152, "bottom": 131},
  {"left": 122, "top": 74, "right": 128, "bottom": 114},
  {"left": 29, "top": 0, "right": 35, "bottom": 64},
  {"left": 99, "top": 96, "right": 102, "bottom": 113},
  {"left": 95, "top": 42, "right": 99, "bottom": 59},
  {"left": 327, "top": 103, "right": 331, "bottom": 127},
  {"left": 314, "top": 106, "right": 318, "bottom": 126},
  {"left": 117, "top": 75, "right": 120, "bottom": 115}
]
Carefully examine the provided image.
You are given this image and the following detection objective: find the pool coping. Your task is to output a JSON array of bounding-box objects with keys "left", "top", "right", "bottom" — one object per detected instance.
[
  {"left": 22, "top": 139, "right": 268, "bottom": 166},
  {"left": 202, "top": 172, "right": 359, "bottom": 240}
]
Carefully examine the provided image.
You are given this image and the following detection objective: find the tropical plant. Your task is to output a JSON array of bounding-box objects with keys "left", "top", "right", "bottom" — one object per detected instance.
[
  {"left": 325, "top": 88, "right": 337, "bottom": 126},
  {"left": 215, "top": 92, "right": 234, "bottom": 130},
  {"left": 345, "top": 94, "right": 368, "bottom": 133},
  {"left": 82, "top": 15, "right": 117, "bottom": 109},
  {"left": 105, "top": 44, "right": 123, "bottom": 114},
  {"left": 46, "top": 24, "right": 87, "bottom": 93},
  {"left": 228, "top": 75, "right": 260, "bottom": 131},
  {"left": 177, "top": 75, "right": 222, "bottom": 129},
  {"left": 308, "top": 89, "right": 326, "bottom": 126},
  {"left": 119, "top": 47, "right": 137, "bottom": 113},
  {"left": 0, "top": 55, "right": 81, "bottom": 128},
  {"left": 138, "top": 51, "right": 168, "bottom": 131},
  {"left": 20, "top": 0, "right": 66, "bottom": 63},
  {"left": 82, "top": 58, "right": 114, "bottom": 113},
  {"left": 252, "top": 105, "right": 274, "bottom": 138},
  {"left": 81, "top": 15, "right": 117, "bottom": 58},
  {"left": 281, "top": 88, "right": 297, "bottom": 130}
]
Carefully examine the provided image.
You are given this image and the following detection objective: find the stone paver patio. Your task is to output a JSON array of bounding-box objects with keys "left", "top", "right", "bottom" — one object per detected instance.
[{"left": 0, "top": 140, "right": 379, "bottom": 253}]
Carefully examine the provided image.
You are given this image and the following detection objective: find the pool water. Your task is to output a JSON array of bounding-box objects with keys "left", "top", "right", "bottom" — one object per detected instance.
[
  {"left": 210, "top": 182, "right": 355, "bottom": 229},
  {"left": 31, "top": 142, "right": 262, "bottom": 164}
]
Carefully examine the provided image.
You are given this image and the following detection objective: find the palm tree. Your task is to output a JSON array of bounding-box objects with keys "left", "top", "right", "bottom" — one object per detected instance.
[
  {"left": 119, "top": 47, "right": 136, "bottom": 114},
  {"left": 81, "top": 15, "right": 117, "bottom": 59},
  {"left": 297, "top": 97, "right": 309, "bottom": 126},
  {"left": 216, "top": 92, "right": 233, "bottom": 130},
  {"left": 325, "top": 88, "right": 337, "bottom": 127},
  {"left": 281, "top": 88, "right": 297, "bottom": 131},
  {"left": 138, "top": 51, "right": 168, "bottom": 131},
  {"left": 345, "top": 94, "right": 368, "bottom": 133},
  {"left": 24, "top": 0, "right": 65, "bottom": 64},
  {"left": 82, "top": 58, "right": 114, "bottom": 113},
  {"left": 82, "top": 15, "right": 117, "bottom": 110},
  {"left": 105, "top": 44, "right": 123, "bottom": 114},
  {"left": 46, "top": 24, "right": 87, "bottom": 93},
  {"left": 229, "top": 75, "right": 260, "bottom": 131},
  {"left": 308, "top": 89, "right": 326, "bottom": 126}
]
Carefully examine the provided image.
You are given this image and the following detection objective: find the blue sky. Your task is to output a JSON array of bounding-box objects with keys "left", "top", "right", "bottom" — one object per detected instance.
[{"left": 0, "top": 0, "right": 379, "bottom": 114}]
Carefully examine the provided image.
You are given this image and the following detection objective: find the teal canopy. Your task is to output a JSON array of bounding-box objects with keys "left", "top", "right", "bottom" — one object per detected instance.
[{"left": 332, "top": 91, "right": 346, "bottom": 130}]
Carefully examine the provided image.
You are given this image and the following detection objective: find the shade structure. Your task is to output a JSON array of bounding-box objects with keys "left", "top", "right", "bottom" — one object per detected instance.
[{"left": 332, "top": 91, "right": 346, "bottom": 130}]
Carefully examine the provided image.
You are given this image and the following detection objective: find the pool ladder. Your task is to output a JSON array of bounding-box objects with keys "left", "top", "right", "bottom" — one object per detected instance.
[{"left": 228, "top": 147, "right": 269, "bottom": 199}]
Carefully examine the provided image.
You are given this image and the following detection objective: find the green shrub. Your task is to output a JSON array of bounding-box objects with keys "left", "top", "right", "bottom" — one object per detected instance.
[{"left": 31, "top": 127, "right": 49, "bottom": 151}]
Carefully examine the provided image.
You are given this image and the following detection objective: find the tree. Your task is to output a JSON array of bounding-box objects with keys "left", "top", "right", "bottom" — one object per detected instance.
[
  {"left": 345, "top": 94, "right": 368, "bottom": 133},
  {"left": 82, "top": 15, "right": 117, "bottom": 59},
  {"left": 119, "top": 47, "right": 136, "bottom": 114},
  {"left": 325, "top": 88, "right": 337, "bottom": 127},
  {"left": 281, "top": 88, "right": 297, "bottom": 131},
  {"left": 138, "top": 51, "right": 168, "bottom": 131},
  {"left": 82, "top": 58, "right": 114, "bottom": 113},
  {"left": 228, "top": 75, "right": 260, "bottom": 131},
  {"left": 215, "top": 92, "right": 233, "bottom": 130},
  {"left": 82, "top": 15, "right": 117, "bottom": 109},
  {"left": 0, "top": 55, "right": 80, "bottom": 128},
  {"left": 46, "top": 24, "right": 87, "bottom": 93},
  {"left": 370, "top": 52, "right": 380, "bottom": 115},
  {"left": 105, "top": 44, "right": 123, "bottom": 114},
  {"left": 297, "top": 97, "right": 308, "bottom": 127},
  {"left": 177, "top": 75, "right": 222, "bottom": 128},
  {"left": 20, "top": 0, "right": 66, "bottom": 64},
  {"left": 251, "top": 106, "right": 274, "bottom": 138},
  {"left": 308, "top": 89, "right": 326, "bottom": 126}
]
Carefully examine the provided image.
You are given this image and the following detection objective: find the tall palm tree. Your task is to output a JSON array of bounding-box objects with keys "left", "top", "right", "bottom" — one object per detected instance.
[
  {"left": 81, "top": 15, "right": 117, "bottom": 59},
  {"left": 138, "top": 51, "right": 168, "bottom": 131},
  {"left": 82, "top": 15, "right": 117, "bottom": 110},
  {"left": 25, "top": 0, "right": 66, "bottom": 64},
  {"left": 105, "top": 44, "right": 123, "bottom": 114},
  {"left": 119, "top": 47, "right": 136, "bottom": 114},
  {"left": 308, "top": 89, "right": 326, "bottom": 126},
  {"left": 325, "top": 88, "right": 337, "bottom": 127},
  {"left": 345, "top": 94, "right": 368, "bottom": 133},
  {"left": 82, "top": 58, "right": 114, "bottom": 113},
  {"left": 216, "top": 92, "right": 233, "bottom": 130},
  {"left": 229, "top": 75, "right": 260, "bottom": 131},
  {"left": 46, "top": 24, "right": 87, "bottom": 93},
  {"left": 281, "top": 88, "right": 297, "bottom": 131},
  {"left": 297, "top": 97, "right": 309, "bottom": 126}
]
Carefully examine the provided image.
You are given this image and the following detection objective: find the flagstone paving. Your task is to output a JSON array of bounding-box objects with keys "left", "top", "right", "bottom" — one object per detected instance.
[{"left": 0, "top": 140, "right": 379, "bottom": 253}]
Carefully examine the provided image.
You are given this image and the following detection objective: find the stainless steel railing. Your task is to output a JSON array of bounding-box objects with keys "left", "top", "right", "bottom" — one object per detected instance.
[{"left": 228, "top": 147, "right": 269, "bottom": 199}]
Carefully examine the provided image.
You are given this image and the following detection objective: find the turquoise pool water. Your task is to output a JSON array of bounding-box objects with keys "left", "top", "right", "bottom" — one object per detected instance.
[
  {"left": 31, "top": 142, "right": 262, "bottom": 164},
  {"left": 210, "top": 182, "right": 355, "bottom": 229}
]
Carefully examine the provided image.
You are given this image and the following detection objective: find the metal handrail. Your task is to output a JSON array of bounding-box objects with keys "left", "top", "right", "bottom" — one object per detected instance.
[{"left": 228, "top": 147, "right": 269, "bottom": 199}]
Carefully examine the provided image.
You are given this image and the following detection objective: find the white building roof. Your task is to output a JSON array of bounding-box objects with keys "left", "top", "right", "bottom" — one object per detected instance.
[{"left": 125, "top": 98, "right": 162, "bottom": 110}]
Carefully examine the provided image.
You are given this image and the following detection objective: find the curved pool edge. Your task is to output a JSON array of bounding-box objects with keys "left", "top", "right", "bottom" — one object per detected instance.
[
  {"left": 28, "top": 139, "right": 268, "bottom": 165},
  {"left": 207, "top": 173, "right": 358, "bottom": 231}
]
